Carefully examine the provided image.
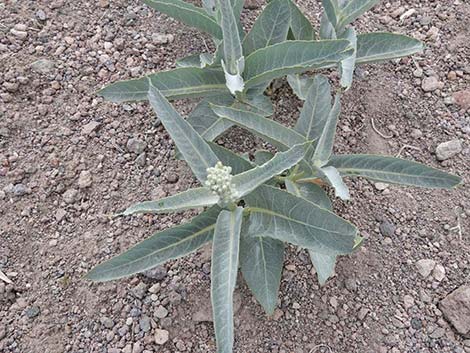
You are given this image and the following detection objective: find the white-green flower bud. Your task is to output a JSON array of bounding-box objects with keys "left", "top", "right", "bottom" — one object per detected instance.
[{"left": 205, "top": 162, "right": 237, "bottom": 205}]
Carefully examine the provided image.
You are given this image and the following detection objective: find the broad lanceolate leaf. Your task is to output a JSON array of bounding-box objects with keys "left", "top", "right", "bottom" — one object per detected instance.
[
  {"left": 121, "top": 188, "right": 218, "bottom": 216},
  {"left": 233, "top": 143, "right": 310, "bottom": 198},
  {"left": 327, "top": 154, "right": 462, "bottom": 189},
  {"left": 238, "top": 92, "right": 274, "bottom": 117},
  {"left": 287, "top": 74, "right": 314, "bottom": 101},
  {"left": 318, "top": 165, "right": 351, "bottom": 200},
  {"left": 285, "top": 180, "right": 336, "bottom": 285},
  {"left": 211, "top": 207, "right": 243, "bottom": 353},
  {"left": 321, "top": 0, "right": 340, "bottom": 27},
  {"left": 244, "top": 40, "right": 353, "bottom": 88},
  {"left": 245, "top": 185, "right": 357, "bottom": 255},
  {"left": 219, "top": 0, "right": 243, "bottom": 73},
  {"left": 319, "top": 12, "right": 336, "bottom": 39},
  {"left": 143, "top": 0, "right": 222, "bottom": 39},
  {"left": 335, "top": 0, "right": 381, "bottom": 34},
  {"left": 87, "top": 206, "right": 221, "bottom": 282},
  {"left": 294, "top": 75, "right": 332, "bottom": 142},
  {"left": 285, "top": 179, "right": 332, "bottom": 210},
  {"left": 243, "top": 0, "right": 291, "bottom": 55},
  {"left": 309, "top": 252, "right": 336, "bottom": 286},
  {"left": 339, "top": 27, "right": 357, "bottom": 89},
  {"left": 209, "top": 142, "right": 254, "bottom": 175},
  {"left": 288, "top": 0, "right": 315, "bottom": 40},
  {"left": 148, "top": 83, "right": 219, "bottom": 182},
  {"left": 254, "top": 150, "right": 274, "bottom": 165},
  {"left": 98, "top": 68, "right": 227, "bottom": 103},
  {"left": 312, "top": 94, "right": 341, "bottom": 165},
  {"left": 240, "top": 230, "right": 284, "bottom": 315},
  {"left": 356, "top": 33, "right": 424, "bottom": 64},
  {"left": 210, "top": 105, "right": 307, "bottom": 150},
  {"left": 176, "top": 52, "right": 216, "bottom": 68},
  {"left": 186, "top": 95, "right": 235, "bottom": 141}
]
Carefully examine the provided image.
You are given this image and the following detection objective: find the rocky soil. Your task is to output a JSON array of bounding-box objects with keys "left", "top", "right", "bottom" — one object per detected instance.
[{"left": 0, "top": 0, "right": 469, "bottom": 353}]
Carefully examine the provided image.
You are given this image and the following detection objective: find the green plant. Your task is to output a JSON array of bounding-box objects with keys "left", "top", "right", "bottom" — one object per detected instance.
[{"left": 88, "top": 1, "right": 461, "bottom": 352}]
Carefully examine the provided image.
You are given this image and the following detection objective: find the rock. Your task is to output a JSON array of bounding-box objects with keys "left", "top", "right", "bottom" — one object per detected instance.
[
  {"left": 135, "top": 153, "right": 146, "bottom": 167},
  {"left": 81, "top": 121, "right": 100, "bottom": 135},
  {"left": 154, "top": 329, "right": 169, "bottom": 345},
  {"left": 440, "top": 285, "right": 470, "bottom": 337},
  {"left": 139, "top": 316, "right": 151, "bottom": 332},
  {"left": 12, "top": 183, "right": 28, "bottom": 197},
  {"left": 25, "top": 306, "right": 40, "bottom": 318},
  {"left": 127, "top": 138, "right": 147, "bottom": 154},
  {"left": 143, "top": 266, "right": 167, "bottom": 280},
  {"left": 78, "top": 170, "right": 92, "bottom": 189},
  {"left": 357, "top": 307, "right": 369, "bottom": 320},
  {"left": 10, "top": 28, "right": 28, "bottom": 39},
  {"left": 410, "top": 129, "right": 423, "bottom": 139},
  {"left": 411, "top": 318, "right": 422, "bottom": 330},
  {"left": 62, "top": 189, "right": 79, "bottom": 204},
  {"left": 167, "top": 173, "right": 179, "bottom": 184},
  {"left": 436, "top": 140, "right": 462, "bottom": 161},
  {"left": 403, "top": 295, "right": 415, "bottom": 310},
  {"left": 155, "top": 305, "right": 168, "bottom": 319},
  {"left": 98, "top": 0, "right": 110, "bottom": 7},
  {"left": 31, "top": 59, "right": 55, "bottom": 74},
  {"left": 244, "top": 0, "right": 262, "bottom": 9},
  {"left": 55, "top": 208, "right": 66, "bottom": 222},
  {"left": 453, "top": 90, "right": 470, "bottom": 110},
  {"left": 3, "top": 82, "right": 19, "bottom": 93},
  {"left": 432, "top": 264, "right": 446, "bottom": 282},
  {"left": 429, "top": 327, "right": 446, "bottom": 339},
  {"left": 379, "top": 220, "right": 396, "bottom": 237},
  {"left": 374, "top": 182, "right": 389, "bottom": 191},
  {"left": 101, "top": 316, "right": 114, "bottom": 329},
  {"left": 415, "top": 259, "right": 436, "bottom": 278},
  {"left": 422, "top": 76, "right": 442, "bottom": 92},
  {"left": 344, "top": 278, "right": 358, "bottom": 292},
  {"left": 131, "top": 282, "right": 148, "bottom": 299},
  {"left": 36, "top": 9, "right": 47, "bottom": 21},
  {"left": 151, "top": 33, "right": 175, "bottom": 45}
]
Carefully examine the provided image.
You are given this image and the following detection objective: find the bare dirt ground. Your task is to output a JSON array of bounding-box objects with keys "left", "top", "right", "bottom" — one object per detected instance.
[{"left": 1, "top": 1, "right": 469, "bottom": 353}]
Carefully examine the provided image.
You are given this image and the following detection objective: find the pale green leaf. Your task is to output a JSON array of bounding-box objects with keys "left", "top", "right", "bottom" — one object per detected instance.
[
  {"left": 321, "top": 0, "right": 339, "bottom": 27},
  {"left": 245, "top": 185, "right": 357, "bottom": 255},
  {"left": 327, "top": 154, "right": 462, "bottom": 189},
  {"left": 285, "top": 179, "right": 332, "bottom": 210},
  {"left": 288, "top": 0, "right": 315, "bottom": 40},
  {"left": 143, "top": 0, "right": 222, "bottom": 39},
  {"left": 240, "top": 231, "right": 284, "bottom": 315},
  {"left": 233, "top": 143, "right": 309, "bottom": 198},
  {"left": 319, "top": 165, "right": 351, "bottom": 200},
  {"left": 219, "top": 0, "right": 243, "bottom": 73},
  {"left": 356, "top": 33, "right": 424, "bottom": 64},
  {"left": 209, "top": 142, "right": 255, "bottom": 174},
  {"left": 211, "top": 207, "right": 243, "bottom": 353},
  {"left": 148, "top": 83, "right": 219, "bottom": 182},
  {"left": 98, "top": 68, "right": 227, "bottom": 103},
  {"left": 294, "top": 75, "right": 332, "bottom": 142},
  {"left": 121, "top": 188, "right": 218, "bottom": 216},
  {"left": 87, "top": 206, "right": 221, "bottom": 282},
  {"left": 336, "top": 0, "right": 381, "bottom": 33},
  {"left": 243, "top": 0, "right": 291, "bottom": 55},
  {"left": 286, "top": 74, "right": 314, "bottom": 100},
  {"left": 254, "top": 150, "right": 274, "bottom": 165},
  {"left": 312, "top": 94, "right": 341, "bottom": 165},
  {"left": 319, "top": 12, "right": 336, "bottom": 39},
  {"left": 309, "top": 252, "right": 336, "bottom": 286},
  {"left": 210, "top": 104, "right": 307, "bottom": 150},
  {"left": 339, "top": 27, "right": 357, "bottom": 89},
  {"left": 244, "top": 40, "right": 353, "bottom": 88}
]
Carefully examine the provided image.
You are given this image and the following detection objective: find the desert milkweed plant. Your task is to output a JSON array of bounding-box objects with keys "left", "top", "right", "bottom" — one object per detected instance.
[{"left": 87, "top": 1, "right": 462, "bottom": 352}]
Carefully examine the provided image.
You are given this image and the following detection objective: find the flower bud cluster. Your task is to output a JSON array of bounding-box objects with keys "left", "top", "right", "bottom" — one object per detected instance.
[{"left": 205, "top": 162, "right": 237, "bottom": 205}]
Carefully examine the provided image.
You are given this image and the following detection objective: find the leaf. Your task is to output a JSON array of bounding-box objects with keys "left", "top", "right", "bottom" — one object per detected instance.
[
  {"left": 98, "top": 68, "right": 227, "bottom": 103},
  {"left": 356, "top": 33, "right": 424, "bottom": 64},
  {"left": 309, "top": 252, "right": 336, "bottom": 286},
  {"left": 143, "top": 0, "right": 222, "bottom": 39},
  {"left": 148, "top": 82, "right": 219, "bottom": 182},
  {"left": 287, "top": 0, "right": 315, "bottom": 40},
  {"left": 211, "top": 207, "right": 243, "bottom": 353},
  {"left": 284, "top": 180, "right": 336, "bottom": 285},
  {"left": 0, "top": 270, "right": 13, "bottom": 284},
  {"left": 186, "top": 95, "right": 235, "bottom": 141},
  {"left": 243, "top": 0, "right": 291, "bottom": 55},
  {"left": 335, "top": 0, "right": 381, "bottom": 33},
  {"left": 176, "top": 52, "right": 216, "bottom": 68},
  {"left": 294, "top": 75, "right": 332, "bottom": 142},
  {"left": 245, "top": 185, "right": 357, "bottom": 255},
  {"left": 240, "top": 230, "right": 284, "bottom": 315},
  {"left": 209, "top": 142, "right": 254, "bottom": 175},
  {"left": 244, "top": 40, "right": 353, "bottom": 88},
  {"left": 239, "top": 91, "right": 274, "bottom": 117},
  {"left": 318, "top": 165, "right": 351, "bottom": 200},
  {"left": 312, "top": 94, "right": 341, "bottom": 165},
  {"left": 321, "top": 0, "right": 340, "bottom": 27},
  {"left": 285, "top": 179, "right": 332, "bottom": 210},
  {"left": 254, "top": 150, "right": 274, "bottom": 165},
  {"left": 202, "top": 0, "right": 217, "bottom": 16},
  {"left": 319, "top": 12, "right": 336, "bottom": 39},
  {"left": 286, "top": 74, "right": 314, "bottom": 100},
  {"left": 210, "top": 104, "right": 307, "bottom": 150},
  {"left": 219, "top": 0, "right": 243, "bottom": 73},
  {"left": 327, "top": 154, "right": 462, "bottom": 189},
  {"left": 233, "top": 143, "right": 309, "bottom": 198},
  {"left": 87, "top": 206, "right": 221, "bottom": 282},
  {"left": 121, "top": 188, "right": 218, "bottom": 216},
  {"left": 339, "top": 27, "right": 357, "bottom": 89}
]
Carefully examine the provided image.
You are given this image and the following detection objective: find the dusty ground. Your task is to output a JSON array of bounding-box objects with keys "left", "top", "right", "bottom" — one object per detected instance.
[{"left": 1, "top": 0, "right": 469, "bottom": 352}]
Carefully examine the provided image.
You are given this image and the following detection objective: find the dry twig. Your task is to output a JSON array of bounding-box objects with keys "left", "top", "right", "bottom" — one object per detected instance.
[{"left": 371, "top": 118, "right": 393, "bottom": 139}]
